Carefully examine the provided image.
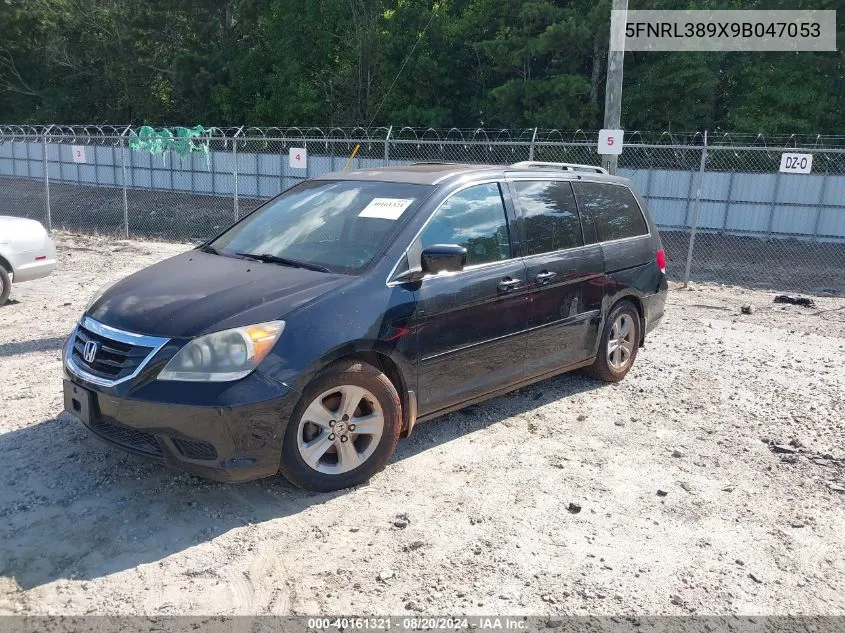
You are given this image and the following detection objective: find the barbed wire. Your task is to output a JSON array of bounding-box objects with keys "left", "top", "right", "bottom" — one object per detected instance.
[{"left": 4, "top": 125, "right": 845, "bottom": 148}]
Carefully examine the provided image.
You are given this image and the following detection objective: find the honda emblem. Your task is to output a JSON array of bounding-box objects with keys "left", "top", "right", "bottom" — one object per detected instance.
[{"left": 83, "top": 340, "right": 99, "bottom": 364}]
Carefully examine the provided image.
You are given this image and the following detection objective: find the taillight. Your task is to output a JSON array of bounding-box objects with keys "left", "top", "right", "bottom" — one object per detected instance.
[
  {"left": 35, "top": 255, "right": 47, "bottom": 261},
  {"left": 656, "top": 248, "right": 666, "bottom": 273}
]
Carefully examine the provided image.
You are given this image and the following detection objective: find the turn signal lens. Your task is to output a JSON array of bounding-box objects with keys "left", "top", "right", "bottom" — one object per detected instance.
[{"left": 246, "top": 323, "right": 283, "bottom": 361}]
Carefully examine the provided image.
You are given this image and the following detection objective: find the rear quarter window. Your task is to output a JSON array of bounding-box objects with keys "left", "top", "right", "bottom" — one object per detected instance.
[{"left": 573, "top": 182, "right": 648, "bottom": 242}]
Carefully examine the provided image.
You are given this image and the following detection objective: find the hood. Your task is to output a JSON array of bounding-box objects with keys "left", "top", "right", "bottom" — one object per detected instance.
[{"left": 87, "top": 250, "right": 349, "bottom": 338}]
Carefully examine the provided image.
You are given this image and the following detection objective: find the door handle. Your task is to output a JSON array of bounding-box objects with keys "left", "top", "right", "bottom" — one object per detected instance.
[
  {"left": 497, "top": 277, "right": 522, "bottom": 292},
  {"left": 535, "top": 271, "right": 558, "bottom": 283}
]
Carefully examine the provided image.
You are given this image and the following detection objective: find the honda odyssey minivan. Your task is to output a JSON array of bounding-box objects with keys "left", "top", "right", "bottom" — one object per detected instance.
[{"left": 63, "top": 161, "right": 668, "bottom": 491}]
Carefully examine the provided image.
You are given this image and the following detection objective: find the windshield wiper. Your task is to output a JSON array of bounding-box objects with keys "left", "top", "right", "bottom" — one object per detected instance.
[
  {"left": 200, "top": 244, "right": 221, "bottom": 255},
  {"left": 234, "top": 252, "right": 332, "bottom": 273}
]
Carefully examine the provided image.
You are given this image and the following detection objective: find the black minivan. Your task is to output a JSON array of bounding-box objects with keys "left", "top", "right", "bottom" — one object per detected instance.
[{"left": 63, "top": 162, "right": 667, "bottom": 491}]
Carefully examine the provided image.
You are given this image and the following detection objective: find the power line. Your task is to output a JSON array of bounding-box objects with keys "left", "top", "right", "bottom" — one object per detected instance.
[{"left": 367, "top": 6, "right": 438, "bottom": 128}]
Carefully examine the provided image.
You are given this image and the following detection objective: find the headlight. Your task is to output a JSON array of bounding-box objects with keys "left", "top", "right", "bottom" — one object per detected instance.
[
  {"left": 85, "top": 279, "right": 119, "bottom": 312},
  {"left": 158, "top": 321, "right": 285, "bottom": 382}
]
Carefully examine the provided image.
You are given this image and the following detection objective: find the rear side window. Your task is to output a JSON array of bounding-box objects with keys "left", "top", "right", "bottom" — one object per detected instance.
[
  {"left": 512, "top": 180, "right": 584, "bottom": 255},
  {"left": 420, "top": 183, "right": 511, "bottom": 266},
  {"left": 573, "top": 182, "right": 648, "bottom": 242}
]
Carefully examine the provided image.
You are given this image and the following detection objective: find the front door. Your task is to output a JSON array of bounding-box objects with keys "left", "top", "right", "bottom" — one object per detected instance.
[
  {"left": 507, "top": 179, "right": 605, "bottom": 378},
  {"left": 413, "top": 182, "right": 529, "bottom": 416}
]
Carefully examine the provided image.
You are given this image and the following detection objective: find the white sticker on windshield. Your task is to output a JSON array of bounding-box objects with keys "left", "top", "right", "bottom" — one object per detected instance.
[{"left": 359, "top": 198, "right": 414, "bottom": 220}]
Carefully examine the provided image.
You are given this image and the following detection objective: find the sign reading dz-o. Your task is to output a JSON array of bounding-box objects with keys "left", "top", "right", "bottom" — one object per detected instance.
[
  {"left": 779, "top": 152, "right": 813, "bottom": 174},
  {"left": 598, "top": 129, "right": 624, "bottom": 156}
]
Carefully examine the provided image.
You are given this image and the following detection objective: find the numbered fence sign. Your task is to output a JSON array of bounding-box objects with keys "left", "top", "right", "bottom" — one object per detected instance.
[
  {"left": 289, "top": 147, "right": 307, "bottom": 169},
  {"left": 779, "top": 153, "right": 813, "bottom": 174},
  {"left": 598, "top": 129, "right": 624, "bottom": 156},
  {"left": 71, "top": 145, "right": 87, "bottom": 163}
]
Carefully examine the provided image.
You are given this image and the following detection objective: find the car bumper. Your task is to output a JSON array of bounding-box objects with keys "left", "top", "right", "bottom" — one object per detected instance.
[
  {"left": 9, "top": 239, "right": 57, "bottom": 283},
  {"left": 63, "top": 377, "right": 300, "bottom": 483},
  {"left": 643, "top": 275, "right": 669, "bottom": 336}
]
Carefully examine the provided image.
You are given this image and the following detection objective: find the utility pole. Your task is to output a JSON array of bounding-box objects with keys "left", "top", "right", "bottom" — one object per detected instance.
[{"left": 602, "top": 0, "right": 628, "bottom": 175}]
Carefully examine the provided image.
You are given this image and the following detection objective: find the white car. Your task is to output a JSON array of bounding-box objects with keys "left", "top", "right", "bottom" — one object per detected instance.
[{"left": 0, "top": 216, "right": 57, "bottom": 305}]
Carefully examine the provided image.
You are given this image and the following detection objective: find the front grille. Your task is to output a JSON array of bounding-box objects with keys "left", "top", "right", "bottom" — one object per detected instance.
[
  {"left": 88, "top": 417, "right": 164, "bottom": 458},
  {"left": 172, "top": 438, "right": 218, "bottom": 460},
  {"left": 71, "top": 323, "right": 155, "bottom": 382}
]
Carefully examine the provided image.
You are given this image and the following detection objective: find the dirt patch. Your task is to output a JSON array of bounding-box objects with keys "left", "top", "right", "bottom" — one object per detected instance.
[{"left": 0, "top": 233, "right": 844, "bottom": 616}]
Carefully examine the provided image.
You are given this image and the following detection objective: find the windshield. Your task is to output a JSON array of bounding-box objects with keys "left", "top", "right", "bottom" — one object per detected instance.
[{"left": 209, "top": 180, "right": 432, "bottom": 274}]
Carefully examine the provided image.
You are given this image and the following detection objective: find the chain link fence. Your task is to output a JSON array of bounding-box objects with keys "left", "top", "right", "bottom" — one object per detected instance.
[{"left": 1, "top": 125, "right": 843, "bottom": 294}]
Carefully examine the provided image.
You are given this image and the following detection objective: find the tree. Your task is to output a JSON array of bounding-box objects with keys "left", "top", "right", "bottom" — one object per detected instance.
[{"left": 0, "top": 0, "right": 842, "bottom": 134}]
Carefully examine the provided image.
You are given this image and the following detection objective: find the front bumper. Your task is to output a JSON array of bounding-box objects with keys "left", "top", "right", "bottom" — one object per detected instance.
[
  {"left": 62, "top": 317, "right": 303, "bottom": 482},
  {"left": 64, "top": 378, "right": 299, "bottom": 482}
]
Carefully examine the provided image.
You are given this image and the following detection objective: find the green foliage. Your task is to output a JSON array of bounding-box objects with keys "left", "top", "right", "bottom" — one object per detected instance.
[{"left": 0, "top": 0, "right": 841, "bottom": 133}]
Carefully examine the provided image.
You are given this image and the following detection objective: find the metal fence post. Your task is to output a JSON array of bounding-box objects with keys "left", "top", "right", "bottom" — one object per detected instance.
[
  {"left": 529, "top": 127, "right": 538, "bottom": 161},
  {"left": 812, "top": 173, "right": 829, "bottom": 241},
  {"left": 233, "top": 128, "right": 242, "bottom": 221},
  {"left": 42, "top": 130, "right": 52, "bottom": 232},
  {"left": 121, "top": 137, "right": 129, "bottom": 238},
  {"left": 384, "top": 125, "right": 393, "bottom": 167},
  {"left": 683, "top": 130, "right": 708, "bottom": 287},
  {"left": 767, "top": 170, "right": 782, "bottom": 236}
]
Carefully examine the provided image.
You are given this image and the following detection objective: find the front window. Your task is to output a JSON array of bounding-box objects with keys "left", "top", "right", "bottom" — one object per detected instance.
[
  {"left": 210, "top": 180, "right": 432, "bottom": 274},
  {"left": 419, "top": 183, "right": 512, "bottom": 266}
]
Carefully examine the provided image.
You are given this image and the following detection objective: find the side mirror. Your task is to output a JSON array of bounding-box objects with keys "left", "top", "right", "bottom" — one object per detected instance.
[{"left": 421, "top": 244, "right": 467, "bottom": 275}]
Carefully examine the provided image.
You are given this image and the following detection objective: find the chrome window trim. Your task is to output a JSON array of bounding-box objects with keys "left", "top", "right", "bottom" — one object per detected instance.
[
  {"left": 385, "top": 176, "right": 653, "bottom": 287},
  {"left": 65, "top": 317, "right": 171, "bottom": 388},
  {"left": 385, "top": 178, "right": 514, "bottom": 287},
  {"left": 593, "top": 232, "right": 652, "bottom": 246},
  {"left": 519, "top": 241, "right": 603, "bottom": 264},
  {"left": 395, "top": 256, "right": 524, "bottom": 286}
]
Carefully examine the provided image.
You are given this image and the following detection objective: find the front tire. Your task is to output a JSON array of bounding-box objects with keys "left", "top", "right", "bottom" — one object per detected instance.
[
  {"left": 585, "top": 300, "right": 640, "bottom": 382},
  {"left": 0, "top": 266, "right": 10, "bottom": 306},
  {"left": 279, "top": 359, "right": 402, "bottom": 492}
]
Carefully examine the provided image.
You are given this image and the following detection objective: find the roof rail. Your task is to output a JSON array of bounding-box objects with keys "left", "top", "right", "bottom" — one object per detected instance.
[{"left": 510, "top": 161, "right": 609, "bottom": 175}]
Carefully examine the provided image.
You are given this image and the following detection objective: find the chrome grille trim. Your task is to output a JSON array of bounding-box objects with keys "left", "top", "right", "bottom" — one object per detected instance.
[{"left": 65, "top": 317, "right": 170, "bottom": 387}]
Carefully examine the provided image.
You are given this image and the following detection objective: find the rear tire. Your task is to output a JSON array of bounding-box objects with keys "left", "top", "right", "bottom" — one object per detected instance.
[
  {"left": 584, "top": 300, "right": 640, "bottom": 382},
  {"left": 279, "top": 359, "right": 402, "bottom": 492},
  {"left": 0, "top": 267, "right": 10, "bottom": 306}
]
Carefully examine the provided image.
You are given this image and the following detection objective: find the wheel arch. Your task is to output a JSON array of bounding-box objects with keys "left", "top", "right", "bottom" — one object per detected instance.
[
  {"left": 342, "top": 351, "right": 412, "bottom": 433},
  {"left": 0, "top": 253, "right": 13, "bottom": 274},
  {"left": 609, "top": 293, "right": 646, "bottom": 346},
  {"left": 292, "top": 343, "right": 415, "bottom": 435}
]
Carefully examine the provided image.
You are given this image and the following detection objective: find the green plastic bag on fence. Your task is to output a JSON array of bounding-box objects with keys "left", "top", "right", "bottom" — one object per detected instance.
[{"left": 128, "top": 125, "right": 210, "bottom": 161}]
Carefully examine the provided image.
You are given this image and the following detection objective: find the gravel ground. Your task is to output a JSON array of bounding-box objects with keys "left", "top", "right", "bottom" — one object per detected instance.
[{"left": 0, "top": 233, "right": 844, "bottom": 617}]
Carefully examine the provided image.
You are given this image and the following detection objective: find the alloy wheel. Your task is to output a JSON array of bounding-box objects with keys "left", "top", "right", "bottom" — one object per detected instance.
[
  {"left": 607, "top": 313, "right": 635, "bottom": 371},
  {"left": 296, "top": 385, "right": 385, "bottom": 475}
]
